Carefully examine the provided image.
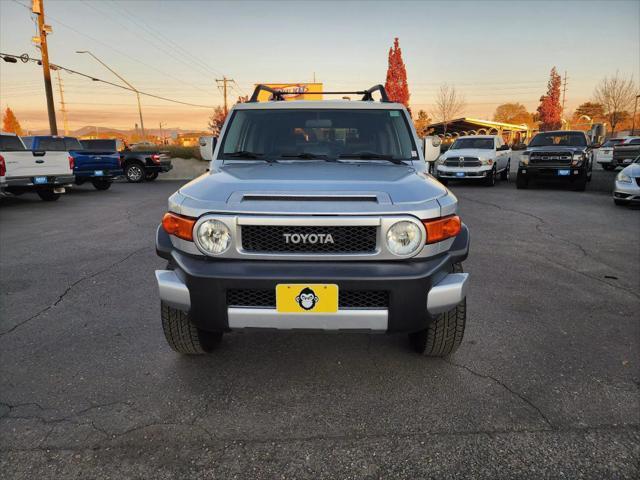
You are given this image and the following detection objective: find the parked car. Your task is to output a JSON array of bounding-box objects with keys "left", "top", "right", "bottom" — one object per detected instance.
[
  {"left": 595, "top": 138, "right": 626, "bottom": 170},
  {"left": 435, "top": 135, "right": 511, "bottom": 186},
  {"left": 120, "top": 145, "right": 172, "bottom": 183},
  {"left": 612, "top": 137, "right": 640, "bottom": 169},
  {"left": 23, "top": 136, "right": 122, "bottom": 191},
  {"left": 613, "top": 155, "right": 640, "bottom": 206},
  {"left": 517, "top": 130, "right": 594, "bottom": 191},
  {"left": 0, "top": 132, "right": 74, "bottom": 201},
  {"left": 154, "top": 84, "right": 470, "bottom": 356}
]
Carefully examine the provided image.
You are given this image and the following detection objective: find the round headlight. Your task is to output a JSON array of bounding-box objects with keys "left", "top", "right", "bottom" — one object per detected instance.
[
  {"left": 197, "top": 219, "right": 231, "bottom": 254},
  {"left": 386, "top": 221, "right": 422, "bottom": 256}
]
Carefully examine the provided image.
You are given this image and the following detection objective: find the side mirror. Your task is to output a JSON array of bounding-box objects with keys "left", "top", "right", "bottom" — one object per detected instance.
[
  {"left": 423, "top": 136, "right": 441, "bottom": 162},
  {"left": 32, "top": 150, "right": 46, "bottom": 157},
  {"left": 199, "top": 140, "right": 207, "bottom": 147}
]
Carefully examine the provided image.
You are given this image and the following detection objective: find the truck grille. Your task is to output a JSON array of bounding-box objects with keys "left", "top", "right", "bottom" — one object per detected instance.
[
  {"left": 444, "top": 157, "right": 481, "bottom": 167},
  {"left": 241, "top": 225, "right": 377, "bottom": 254},
  {"left": 227, "top": 289, "right": 389, "bottom": 309},
  {"left": 529, "top": 152, "right": 572, "bottom": 165}
]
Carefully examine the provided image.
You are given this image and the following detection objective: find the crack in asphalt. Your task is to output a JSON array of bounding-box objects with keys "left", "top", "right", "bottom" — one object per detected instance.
[
  {"left": 456, "top": 193, "right": 639, "bottom": 300},
  {"left": 0, "top": 246, "right": 147, "bottom": 338},
  {"left": 442, "top": 358, "right": 555, "bottom": 430}
]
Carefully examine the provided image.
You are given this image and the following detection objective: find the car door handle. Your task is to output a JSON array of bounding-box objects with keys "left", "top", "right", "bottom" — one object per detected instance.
[{"left": 35, "top": 159, "right": 44, "bottom": 164}]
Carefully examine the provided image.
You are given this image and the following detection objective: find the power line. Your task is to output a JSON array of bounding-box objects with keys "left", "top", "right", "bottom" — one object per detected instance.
[{"left": 0, "top": 52, "right": 216, "bottom": 108}]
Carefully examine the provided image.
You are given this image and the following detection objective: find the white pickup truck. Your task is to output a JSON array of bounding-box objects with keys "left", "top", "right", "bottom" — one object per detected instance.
[{"left": 0, "top": 132, "right": 75, "bottom": 201}]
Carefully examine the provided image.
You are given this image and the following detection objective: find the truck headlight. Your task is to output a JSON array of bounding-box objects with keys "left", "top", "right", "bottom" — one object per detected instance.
[
  {"left": 571, "top": 153, "right": 585, "bottom": 166},
  {"left": 480, "top": 158, "right": 494, "bottom": 166},
  {"left": 196, "top": 219, "right": 231, "bottom": 254},
  {"left": 520, "top": 153, "right": 529, "bottom": 166},
  {"left": 386, "top": 221, "right": 422, "bottom": 256},
  {"left": 616, "top": 172, "right": 632, "bottom": 184}
]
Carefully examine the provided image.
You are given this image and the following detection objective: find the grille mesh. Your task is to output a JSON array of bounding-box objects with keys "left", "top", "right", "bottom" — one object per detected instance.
[
  {"left": 444, "top": 157, "right": 481, "bottom": 167},
  {"left": 227, "top": 289, "right": 389, "bottom": 309},
  {"left": 530, "top": 152, "right": 572, "bottom": 165},
  {"left": 241, "top": 225, "right": 377, "bottom": 253}
]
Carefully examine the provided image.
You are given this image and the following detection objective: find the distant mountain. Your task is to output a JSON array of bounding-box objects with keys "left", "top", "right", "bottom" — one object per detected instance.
[{"left": 29, "top": 125, "right": 200, "bottom": 137}]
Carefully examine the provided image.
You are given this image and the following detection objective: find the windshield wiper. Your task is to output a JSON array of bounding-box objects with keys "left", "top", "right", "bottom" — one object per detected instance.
[
  {"left": 338, "top": 152, "right": 405, "bottom": 164},
  {"left": 225, "top": 151, "right": 276, "bottom": 162},
  {"left": 281, "top": 153, "right": 328, "bottom": 160}
]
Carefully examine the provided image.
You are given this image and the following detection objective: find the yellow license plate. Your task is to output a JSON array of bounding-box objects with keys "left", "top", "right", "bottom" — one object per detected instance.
[{"left": 276, "top": 284, "right": 338, "bottom": 313}]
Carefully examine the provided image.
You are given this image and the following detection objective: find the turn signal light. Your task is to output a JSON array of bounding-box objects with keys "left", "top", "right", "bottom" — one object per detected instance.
[
  {"left": 422, "top": 215, "right": 461, "bottom": 244},
  {"left": 0, "top": 155, "right": 5, "bottom": 177},
  {"left": 162, "top": 212, "right": 196, "bottom": 241}
]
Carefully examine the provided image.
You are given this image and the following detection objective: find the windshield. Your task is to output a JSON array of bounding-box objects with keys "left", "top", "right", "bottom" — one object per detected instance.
[
  {"left": 529, "top": 132, "right": 587, "bottom": 147},
  {"left": 602, "top": 139, "right": 624, "bottom": 148},
  {"left": 220, "top": 109, "right": 417, "bottom": 161},
  {"left": 80, "top": 139, "right": 117, "bottom": 151},
  {"left": 0, "top": 135, "right": 26, "bottom": 151},
  {"left": 450, "top": 138, "right": 494, "bottom": 150}
]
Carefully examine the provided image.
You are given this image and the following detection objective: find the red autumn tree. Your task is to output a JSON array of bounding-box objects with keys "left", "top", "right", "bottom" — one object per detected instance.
[
  {"left": 384, "top": 38, "right": 410, "bottom": 112},
  {"left": 537, "top": 67, "right": 562, "bottom": 131},
  {"left": 2, "top": 107, "right": 23, "bottom": 136}
]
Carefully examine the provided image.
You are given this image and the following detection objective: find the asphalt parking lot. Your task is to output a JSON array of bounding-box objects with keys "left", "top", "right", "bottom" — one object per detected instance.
[{"left": 1, "top": 168, "right": 638, "bottom": 479}]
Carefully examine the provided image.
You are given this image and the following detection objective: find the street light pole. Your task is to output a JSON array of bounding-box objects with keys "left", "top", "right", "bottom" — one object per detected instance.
[
  {"left": 632, "top": 95, "right": 639, "bottom": 136},
  {"left": 76, "top": 50, "right": 146, "bottom": 140}
]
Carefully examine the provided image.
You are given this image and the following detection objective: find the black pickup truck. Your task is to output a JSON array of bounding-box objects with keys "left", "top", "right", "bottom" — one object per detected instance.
[
  {"left": 120, "top": 145, "right": 173, "bottom": 183},
  {"left": 516, "top": 130, "right": 594, "bottom": 191},
  {"left": 613, "top": 137, "right": 640, "bottom": 168}
]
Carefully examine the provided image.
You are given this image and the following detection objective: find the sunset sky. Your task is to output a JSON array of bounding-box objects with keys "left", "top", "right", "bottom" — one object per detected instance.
[{"left": 1, "top": 0, "right": 638, "bottom": 133}]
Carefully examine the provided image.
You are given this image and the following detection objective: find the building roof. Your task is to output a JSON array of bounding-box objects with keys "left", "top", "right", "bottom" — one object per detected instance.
[{"left": 428, "top": 117, "right": 529, "bottom": 134}]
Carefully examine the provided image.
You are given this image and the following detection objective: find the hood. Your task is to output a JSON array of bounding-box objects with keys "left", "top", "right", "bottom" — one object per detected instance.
[
  {"left": 443, "top": 148, "right": 493, "bottom": 158},
  {"left": 526, "top": 145, "right": 586, "bottom": 153},
  {"left": 174, "top": 161, "right": 450, "bottom": 216},
  {"left": 621, "top": 162, "right": 640, "bottom": 177}
]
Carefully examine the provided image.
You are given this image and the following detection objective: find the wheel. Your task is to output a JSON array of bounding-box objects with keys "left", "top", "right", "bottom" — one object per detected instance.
[
  {"left": 614, "top": 199, "right": 627, "bottom": 206},
  {"left": 125, "top": 162, "right": 145, "bottom": 183},
  {"left": 602, "top": 164, "right": 615, "bottom": 171},
  {"left": 500, "top": 160, "right": 510, "bottom": 181},
  {"left": 516, "top": 174, "right": 528, "bottom": 189},
  {"left": 161, "top": 301, "right": 222, "bottom": 354},
  {"left": 439, "top": 178, "right": 449, "bottom": 186},
  {"left": 572, "top": 175, "right": 587, "bottom": 191},
  {"left": 409, "top": 263, "right": 466, "bottom": 357},
  {"left": 145, "top": 171, "right": 159, "bottom": 181},
  {"left": 37, "top": 189, "right": 61, "bottom": 201},
  {"left": 484, "top": 167, "right": 496, "bottom": 186},
  {"left": 91, "top": 179, "right": 111, "bottom": 190}
]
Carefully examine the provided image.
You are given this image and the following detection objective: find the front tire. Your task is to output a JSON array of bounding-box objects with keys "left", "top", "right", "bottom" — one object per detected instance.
[
  {"left": 516, "top": 174, "right": 528, "bottom": 189},
  {"left": 125, "top": 163, "right": 145, "bottom": 183},
  {"left": 614, "top": 199, "right": 627, "bottom": 206},
  {"left": 484, "top": 167, "right": 497, "bottom": 186},
  {"left": 500, "top": 160, "right": 510, "bottom": 181},
  {"left": 37, "top": 189, "right": 61, "bottom": 201},
  {"left": 572, "top": 174, "right": 587, "bottom": 191},
  {"left": 602, "top": 164, "right": 615, "bottom": 171},
  {"left": 91, "top": 179, "right": 111, "bottom": 190},
  {"left": 161, "top": 301, "right": 222, "bottom": 354},
  {"left": 409, "top": 263, "right": 466, "bottom": 357}
]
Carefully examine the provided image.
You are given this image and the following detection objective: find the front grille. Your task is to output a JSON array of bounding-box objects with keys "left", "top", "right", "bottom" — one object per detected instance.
[
  {"left": 241, "top": 225, "right": 377, "bottom": 254},
  {"left": 444, "top": 157, "right": 481, "bottom": 167},
  {"left": 227, "top": 289, "right": 389, "bottom": 309},
  {"left": 530, "top": 152, "right": 572, "bottom": 165}
]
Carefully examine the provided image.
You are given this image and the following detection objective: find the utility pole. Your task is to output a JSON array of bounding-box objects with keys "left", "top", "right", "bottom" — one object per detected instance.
[
  {"left": 561, "top": 70, "right": 568, "bottom": 129},
  {"left": 159, "top": 122, "right": 165, "bottom": 145},
  {"left": 76, "top": 50, "right": 146, "bottom": 140},
  {"left": 216, "top": 77, "right": 233, "bottom": 115},
  {"left": 33, "top": 0, "right": 58, "bottom": 135},
  {"left": 54, "top": 69, "right": 69, "bottom": 135}
]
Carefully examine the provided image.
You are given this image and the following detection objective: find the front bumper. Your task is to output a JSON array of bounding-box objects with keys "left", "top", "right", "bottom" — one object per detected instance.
[
  {"left": 155, "top": 224, "right": 470, "bottom": 334},
  {"left": 517, "top": 165, "right": 584, "bottom": 180},
  {"left": 613, "top": 180, "right": 640, "bottom": 203},
  {"left": 436, "top": 165, "right": 492, "bottom": 179}
]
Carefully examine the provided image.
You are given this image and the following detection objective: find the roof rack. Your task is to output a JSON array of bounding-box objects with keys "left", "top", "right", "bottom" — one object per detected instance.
[{"left": 248, "top": 84, "right": 390, "bottom": 103}]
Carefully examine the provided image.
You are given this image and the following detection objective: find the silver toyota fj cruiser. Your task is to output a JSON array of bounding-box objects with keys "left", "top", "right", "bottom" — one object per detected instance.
[{"left": 155, "top": 85, "right": 470, "bottom": 356}]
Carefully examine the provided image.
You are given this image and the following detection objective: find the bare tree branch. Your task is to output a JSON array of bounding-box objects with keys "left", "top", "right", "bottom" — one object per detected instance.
[
  {"left": 593, "top": 72, "right": 637, "bottom": 133},
  {"left": 435, "top": 84, "right": 466, "bottom": 133}
]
